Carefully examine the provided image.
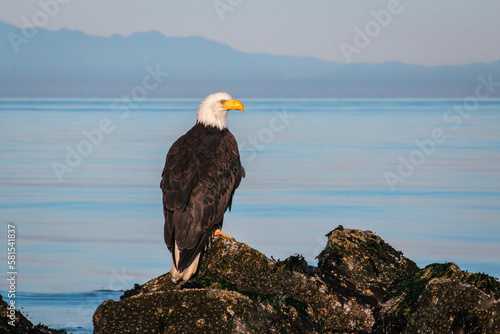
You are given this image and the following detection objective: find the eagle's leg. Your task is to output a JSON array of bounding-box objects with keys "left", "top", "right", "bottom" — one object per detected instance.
[{"left": 214, "top": 229, "right": 233, "bottom": 239}]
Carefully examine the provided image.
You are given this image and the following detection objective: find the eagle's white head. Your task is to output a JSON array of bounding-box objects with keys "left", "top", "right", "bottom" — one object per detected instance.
[{"left": 197, "top": 92, "right": 244, "bottom": 130}]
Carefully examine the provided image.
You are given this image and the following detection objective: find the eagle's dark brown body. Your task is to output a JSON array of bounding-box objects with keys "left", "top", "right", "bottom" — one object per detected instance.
[{"left": 161, "top": 122, "right": 244, "bottom": 278}]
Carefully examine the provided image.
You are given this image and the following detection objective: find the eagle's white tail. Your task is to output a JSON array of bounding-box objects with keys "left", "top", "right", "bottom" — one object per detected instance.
[{"left": 170, "top": 243, "right": 201, "bottom": 283}]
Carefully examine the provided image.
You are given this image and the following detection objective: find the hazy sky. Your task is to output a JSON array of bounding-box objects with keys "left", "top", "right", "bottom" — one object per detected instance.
[{"left": 1, "top": 0, "right": 499, "bottom": 66}]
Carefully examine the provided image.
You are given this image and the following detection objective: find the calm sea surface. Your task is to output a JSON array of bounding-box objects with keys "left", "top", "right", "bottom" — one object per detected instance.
[{"left": 1, "top": 98, "right": 499, "bottom": 332}]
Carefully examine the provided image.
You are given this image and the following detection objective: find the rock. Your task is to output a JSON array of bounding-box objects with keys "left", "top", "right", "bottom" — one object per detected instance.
[
  {"left": 93, "top": 226, "right": 500, "bottom": 333},
  {"left": 317, "top": 225, "right": 419, "bottom": 305},
  {"left": 375, "top": 262, "right": 500, "bottom": 333},
  {"left": 0, "top": 294, "right": 66, "bottom": 334},
  {"left": 94, "top": 233, "right": 376, "bottom": 333}
]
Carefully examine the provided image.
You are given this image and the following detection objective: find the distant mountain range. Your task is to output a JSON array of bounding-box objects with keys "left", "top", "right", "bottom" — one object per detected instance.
[{"left": 1, "top": 20, "right": 499, "bottom": 98}]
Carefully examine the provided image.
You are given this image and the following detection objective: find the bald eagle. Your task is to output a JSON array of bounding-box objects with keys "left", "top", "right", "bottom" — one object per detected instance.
[{"left": 161, "top": 92, "right": 245, "bottom": 282}]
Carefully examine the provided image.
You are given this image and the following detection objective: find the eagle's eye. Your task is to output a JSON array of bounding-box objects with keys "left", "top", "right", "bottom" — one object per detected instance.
[{"left": 219, "top": 99, "right": 227, "bottom": 105}]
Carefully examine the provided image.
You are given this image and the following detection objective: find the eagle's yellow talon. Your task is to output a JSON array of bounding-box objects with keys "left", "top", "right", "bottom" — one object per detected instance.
[{"left": 214, "top": 229, "right": 232, "bottom": 239}]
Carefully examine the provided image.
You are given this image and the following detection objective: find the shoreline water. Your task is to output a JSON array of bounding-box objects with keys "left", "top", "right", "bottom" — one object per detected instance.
[{"left": 1, "top": 290, "right": 123, "bottom": 333}]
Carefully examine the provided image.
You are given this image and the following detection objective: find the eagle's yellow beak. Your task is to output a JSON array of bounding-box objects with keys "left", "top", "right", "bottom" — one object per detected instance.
[{"left": 222, "top": 99, "right": 244, "bottom": 113}]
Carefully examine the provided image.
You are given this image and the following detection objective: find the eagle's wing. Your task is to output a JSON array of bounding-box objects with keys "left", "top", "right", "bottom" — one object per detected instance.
[
  {"left": 160, "top": 128, "right": 199, "bottom": 213},
  {"left": 161, "top": 128, "right": 244, "bottom": 272}
]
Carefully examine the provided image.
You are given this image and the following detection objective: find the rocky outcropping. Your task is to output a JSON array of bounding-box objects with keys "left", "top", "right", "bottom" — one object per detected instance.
[
  {"left": 317, "top": 226, "right": 419, "bottom": 307},
  {"left": 0, "top": 294, "right": 65, "bottom": 334},
  {"left": 93, "top": 226, "right": 500, "bottom": 333},
  {"left": 376, "top": 262, "right": 500, "bottom": 333}
]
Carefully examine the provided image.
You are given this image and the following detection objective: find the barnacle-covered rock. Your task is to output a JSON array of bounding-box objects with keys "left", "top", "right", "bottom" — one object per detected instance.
[
  {"left": 375, "top": 262, "right": 500, "bottom": 333},
  {"left": 317, "top": 225, "right": 419, "bottom": 305},
  {"left": 0, "top": 294, "right": 66, "bottom": 334},
  {"left": 93, "top": 227, "right": 500, "bottom": 333},
  {"left": 94, "top": 232, "right": 376, "bottom": 333}
]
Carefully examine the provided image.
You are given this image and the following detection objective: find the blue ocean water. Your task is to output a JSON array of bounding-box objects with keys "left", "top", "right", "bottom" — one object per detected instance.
[
  {"left": 0, "top": 290, "right": 123, "bottom": 333},
  {"left": 0, "top": 98, "right": 499, "bottom": 332}
]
